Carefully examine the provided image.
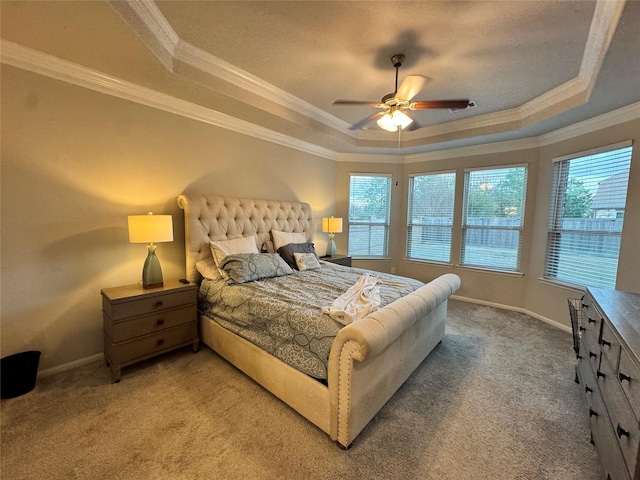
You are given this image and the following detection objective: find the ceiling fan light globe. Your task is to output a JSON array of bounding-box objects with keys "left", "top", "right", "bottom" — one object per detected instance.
[
  {"left": 377, "top": 113, "right": 398, "bottom": 132},
  {"left": 394, "top": 109, "right": 413, "bottom": 129}
]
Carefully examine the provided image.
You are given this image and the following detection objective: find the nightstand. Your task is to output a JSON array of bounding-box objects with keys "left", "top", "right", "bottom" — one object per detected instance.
[
  {"left": 101, "top": 279, "right": 199, "bottom": 383},
  {"left": 320, "top": 255, "right": 352, "bottom": 267}
]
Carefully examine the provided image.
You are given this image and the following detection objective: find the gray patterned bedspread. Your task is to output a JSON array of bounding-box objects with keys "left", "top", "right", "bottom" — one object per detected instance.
[{"left": 198, "top": 261, "right": 423, "bottom": 380}]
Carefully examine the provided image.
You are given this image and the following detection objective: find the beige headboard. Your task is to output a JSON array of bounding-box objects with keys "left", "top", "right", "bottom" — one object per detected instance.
[{"left": 176, "top": 194, "right": 314, "bottom": 283}]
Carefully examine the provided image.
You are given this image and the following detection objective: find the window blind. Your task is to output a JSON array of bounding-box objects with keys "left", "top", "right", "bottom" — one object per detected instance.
[
  {"left": 544, "top": 143, "right": 632, "bottom": 288},
  {"left": 461, "top": 165, "right": 528, "bottom": 271},
  {"left": 407, "top": 172, "right": 456, "bottom": 263},
  {"left": 348, "top": 174, "right": 391, "bottom": 257}
]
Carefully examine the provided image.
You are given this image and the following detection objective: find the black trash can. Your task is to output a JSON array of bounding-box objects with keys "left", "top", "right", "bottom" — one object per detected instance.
[{"left": 1, "top": 350, "right": 41, "bottom": 399}]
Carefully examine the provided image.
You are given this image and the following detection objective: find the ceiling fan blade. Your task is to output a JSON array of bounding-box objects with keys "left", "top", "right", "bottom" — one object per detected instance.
[
  {"left": 333, "top": 100, "right": 382, "bottom": 107},
  {"left": 410, "top": 100, "right": 470, "bottom": 110},
  {"left": 396, "top": 75, "right": 428, "bottom": 101},
  {"left": 349, "top": 111, "right": 386, "bottom": 130}
]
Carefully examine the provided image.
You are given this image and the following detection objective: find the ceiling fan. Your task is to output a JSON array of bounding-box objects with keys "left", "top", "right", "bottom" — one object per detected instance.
[{"left": 333, "top": 54, "right": 470, "bottom": 132}]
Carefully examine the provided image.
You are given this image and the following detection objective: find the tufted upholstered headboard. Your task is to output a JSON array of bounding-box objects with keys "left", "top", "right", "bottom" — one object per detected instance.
[{"left": 177, "top": 194, "right": 314, "bottom": 283}]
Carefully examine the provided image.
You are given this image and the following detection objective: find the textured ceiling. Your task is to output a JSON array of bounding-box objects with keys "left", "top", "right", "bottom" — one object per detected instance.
[{"left": 2, "top": 0, "right": 639, "bottom": 155}]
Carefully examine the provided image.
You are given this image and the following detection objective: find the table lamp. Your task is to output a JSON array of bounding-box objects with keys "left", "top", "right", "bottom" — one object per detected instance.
[
  {"left": 128, "top": 212, "right": 173, "bottom": 288},
  {"left": 322, "top": 216, "right": 343, "bottom": 257}
]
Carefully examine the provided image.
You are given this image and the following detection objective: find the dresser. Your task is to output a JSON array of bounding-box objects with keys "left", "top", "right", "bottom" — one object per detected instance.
[
  {"left": 102, "top": 279, "right": 199, "bottom": 382},
  {"left": 576, "top": 287, "right": 640, "bottom": 480}
]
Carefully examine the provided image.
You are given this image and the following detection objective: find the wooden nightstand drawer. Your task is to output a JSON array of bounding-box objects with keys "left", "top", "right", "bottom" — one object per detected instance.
[
  {"left": 103, "top": 288, "right": 196, "bottom": 321},
  {"left": 104, "top": 305, "right": 197, "bottom": 343},
  {"left": 105, "top": 322, "right": 197, "bottom": 366}
]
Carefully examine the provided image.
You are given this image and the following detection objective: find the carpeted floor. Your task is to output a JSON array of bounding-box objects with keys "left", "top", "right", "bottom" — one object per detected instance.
[{"left": 1, "top": 300, "right": 603, "bottom": 479}]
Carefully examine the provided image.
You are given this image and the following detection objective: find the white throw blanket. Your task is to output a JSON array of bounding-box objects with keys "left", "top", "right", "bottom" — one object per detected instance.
[{"left": 322, "top": 274, "right": 381, "bottom": 326}]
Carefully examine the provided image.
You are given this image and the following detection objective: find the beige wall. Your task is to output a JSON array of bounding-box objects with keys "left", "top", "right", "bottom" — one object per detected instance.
[
  {"left": 335, "top": 119, "right": 640, "bottom": 329},
  {"left": 1, "top": 66, "right": 338, "bottom": 370}
]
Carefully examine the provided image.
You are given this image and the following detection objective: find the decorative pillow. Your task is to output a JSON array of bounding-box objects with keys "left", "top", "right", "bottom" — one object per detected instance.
[
  {"left": 271, "top": 230, "right": 307, "bottom": 251},
  {"left": 195, "top": 257, "right": 222, "bottom": 280},
  {"left": 210, "top": 236, "right": 259, "bottom": 277},
  {"left": 277, "top": 242, "right": 317, "bottom": 270},
  {"left": 294, "top": 252, "right": 321, "bottom": 271},
  {"left": 220, "top": 253, "right": 294, "bottom": 284}
]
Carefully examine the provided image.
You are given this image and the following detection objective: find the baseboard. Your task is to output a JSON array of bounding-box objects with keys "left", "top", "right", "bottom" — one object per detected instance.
[
  {"left": 38, "top": 353, "right": 104, "bottom": 378},
  {"left": 450, "top": 295, "right": 572, "bottom": 333}
]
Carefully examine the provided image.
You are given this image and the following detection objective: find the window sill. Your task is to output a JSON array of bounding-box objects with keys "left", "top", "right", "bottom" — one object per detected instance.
[
  {"left": 456, "top": 265, "right": 524, "bottom": 277},
  {"left": 537, "top": 277, "right": 586, "bottom": 293},
  {"left": 403, "top": 258, "right": 454, "bottom": 268}
]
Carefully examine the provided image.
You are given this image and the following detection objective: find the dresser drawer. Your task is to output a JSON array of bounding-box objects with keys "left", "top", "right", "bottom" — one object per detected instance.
[
  {"left": 598, "top": 354, "right": 640, "bottom": 476},
  {"left": 577, "top": 347, "right": 598, "bottom": 405},
  {"left": 620, "top": 349, "right": 640, "bottom": 421},
  {"left": 590, "top": 386, "right": 632, "bottom": 480},
  {"left": 104, "top": 305, "right": 197, "bottom": 343},
  {"left": 105, "top": 322, "right": 197, "bottom": 365},
  {"left": 103, "top": 289, "right": 196, "bottom": 321},
  {"left": 601, "top": 321, "right": 621, "bottom": 372}
]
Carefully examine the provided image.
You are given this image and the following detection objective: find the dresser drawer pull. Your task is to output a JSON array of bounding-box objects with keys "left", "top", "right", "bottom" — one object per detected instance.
[
  {"left": 579, "top": 326, "right": 586, "bottom": 333},
  {"left": 619, "top": 372, "right": 631, "bottom": 383},
  {"left": 589, "top": 408, "right": 598, "bottom": 418},
  {"left": 585, "top": 386, "right": 593, "bottom": 394},
  {"left": 601, "top": 338, "right": 611, "bottom": 347},
  {"left": 156, "top": 318, "right": 165, "bottom": 326},
  {"left": 588, "top": 351, "right": 597, "bottom": 359},
  {"left": 156, "top": 339, "right": 165, "bottom": 347},
  {"left": 596, "top": 370, "right": 606, "bottom": 379},
  {"left": 153, "top": 301, "right": 163, "bottom": 308},
  {"left": 616, "top": 424, "right": 630, "bottom": 439},
  {"left": 588, "top": 317, "right": 596, "bottom": 324}
]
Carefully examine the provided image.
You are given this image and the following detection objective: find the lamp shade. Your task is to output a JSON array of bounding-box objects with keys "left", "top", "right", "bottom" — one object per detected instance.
[
  {"left": 128, "top": 213, "right": 173, "bottom": 244},
  {"left": 322, "top": 217, "right": 343, "bottom": 234}
]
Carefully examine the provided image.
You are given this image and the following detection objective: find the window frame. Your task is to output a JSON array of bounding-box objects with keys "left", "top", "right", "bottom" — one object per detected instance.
[
  {"left": 460, "top": 164, "right": 528, "bottom": 273},
  {"left": 543, "top": 141, "right": 633, "bottom": 289},
  {"left": 347, "top": 173, "right": 392, "bottom": 259},
  {"left": 406, "top": 170, "right": 457, "bottom": 264}
]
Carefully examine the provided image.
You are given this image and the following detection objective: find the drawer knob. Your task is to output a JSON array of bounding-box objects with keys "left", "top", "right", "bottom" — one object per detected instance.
[
  {"left": 156, "top": 318, "right": 165, "bottom": 326},
  {"left": 156, "top": 339, "right": 165, "bottom": 347},
  {"left": 154, "top": 301, "right": 163, "bottom": 308},
  {"left": 585, "top": 386, "right": 593, "bottom": 394},
  {"left": 589, "top": 408, "right": 598, "bottom": 418},
  {"left": 588, "top": 351, "right": 597, "bottom": 359},
  {"left": 601, "top": 338, "right": 611, "bottom": 347},
  {"left": 588, "top": 317, "right": 596, "bottom": 324},
  {"left": 617, "top": 424, "right": 630, "bottom": 439},
  {"left": 579, "top": 326, "right": 586, "bottom": 333},
  {"left": 596, "top": 370, "right": 605, "bottom": 380},
  {"left": 619, "top": 372, "right": 631, "bottom": 383}
]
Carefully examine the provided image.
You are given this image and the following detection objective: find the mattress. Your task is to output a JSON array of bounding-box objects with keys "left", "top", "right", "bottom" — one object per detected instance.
[{"left": 198, "top": 261, "right": 423, "bottom": 380}]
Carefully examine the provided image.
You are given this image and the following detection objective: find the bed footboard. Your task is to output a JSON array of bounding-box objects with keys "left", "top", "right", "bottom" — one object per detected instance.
[{"left": 327, "top": 273, "right": 461, "bottom": 448}]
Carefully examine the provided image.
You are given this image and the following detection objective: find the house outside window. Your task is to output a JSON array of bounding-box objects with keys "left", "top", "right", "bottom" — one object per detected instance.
[
  {"left": 544, "top": 142, "right": 632, "bottom": 289},
  {"left": 407, "top": 172, "right": 456, "bottom": 263},
  {"left": 461, "top": 165, "right": 528, "bottom": 272},
  {"left": 348, "top": 174, "right": 392, "bottom": 258}
]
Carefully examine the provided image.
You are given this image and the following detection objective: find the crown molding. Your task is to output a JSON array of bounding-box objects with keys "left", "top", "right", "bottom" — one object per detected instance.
[
  {"left": 112, "top": 0, "right": 624, "bottom": 149},
  {"left": 2, "top": 39, "right": 636, "bottom": 164},
  {"left": 0, "top": 41, "right": 338, "bottom": 161}
]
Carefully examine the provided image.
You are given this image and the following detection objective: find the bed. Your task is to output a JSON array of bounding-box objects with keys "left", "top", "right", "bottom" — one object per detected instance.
[{"left": 177, "top": 194, "right": 460, "bottom": 448}]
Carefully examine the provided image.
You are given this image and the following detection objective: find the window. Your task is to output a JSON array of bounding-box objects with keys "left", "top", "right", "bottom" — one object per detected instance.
[
  {"left": 545, "top": 142, "right": 632, "bottom": 289},
  {"left": 407, "top": 172, "right": 456, "bottom": 263},
  {"left": 461, "top": 165, "right": 528, "bottom": 271},
  {"left": 348, "top": 174, "right": 392, "bottom": 257}
]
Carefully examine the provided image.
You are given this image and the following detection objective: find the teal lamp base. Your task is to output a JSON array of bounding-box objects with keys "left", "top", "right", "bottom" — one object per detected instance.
[
  {"left": 326, "top": 234, "right": 337, "bottom": 257},
  {"left": 142, "top": 244, "right": 164, "bottom": 289}
]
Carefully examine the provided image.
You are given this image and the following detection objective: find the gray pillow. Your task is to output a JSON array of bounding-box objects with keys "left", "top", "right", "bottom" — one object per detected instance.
[
  {"left": 277, "top": 242, "right": 317, "bottom": 270},
  {"left": 220, "top": 253, "right": 294, "bottom": 284}
]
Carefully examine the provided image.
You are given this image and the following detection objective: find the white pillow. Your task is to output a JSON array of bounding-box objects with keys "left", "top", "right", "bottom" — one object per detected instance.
[
  {"left": 210, "top": 236, "right": 259, "bottom": 276},
  {"left": 271, "top": 230, "right": 307, "bottom": 251},
  {"left": 294, "top": 252, "right": 321, "bottom": 271},
  {"left": 195, "top": 257, "right": 222, "bottom": 280}
]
